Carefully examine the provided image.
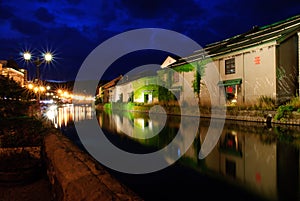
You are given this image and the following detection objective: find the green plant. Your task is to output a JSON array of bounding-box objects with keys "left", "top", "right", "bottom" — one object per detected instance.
[
  {"left": 274, "top": 105, "right": 294, "bottom": 121},
  {"left": 287, "top": 96, "right": 300, "bottom": 109},
  {"left": 103, "top": 103, "right": 112, "bottom": 110}
]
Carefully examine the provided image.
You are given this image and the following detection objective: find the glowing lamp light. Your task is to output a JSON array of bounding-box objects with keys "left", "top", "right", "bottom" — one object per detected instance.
[
  {"left": 34, "top": 87, "right": 39, "bottom": 93},
  {"left": 39, "top": 86, "right": 45, "bottom": 92},
  {"left": 23, "top": 52, "right": 32, "bottom": 60},
  {"left": 63, "top": 91, "right": 69, "bottom": 97},
  {"left": 44, "top": 52, "right": 53, "bottom": 62},
  {"left": 28, "top": 83, "right": 34, "bottom": 89}
]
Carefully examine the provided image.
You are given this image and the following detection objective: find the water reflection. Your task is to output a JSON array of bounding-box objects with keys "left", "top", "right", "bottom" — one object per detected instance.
[
  {"left": 44, "top": 105, "right": 300, "bottom": 201},
  {"left": 97, "top": 110, "right": 300, "bottom": 201},
  {"left": 45, "top": 104, "right": 94, "bottom": 128}
]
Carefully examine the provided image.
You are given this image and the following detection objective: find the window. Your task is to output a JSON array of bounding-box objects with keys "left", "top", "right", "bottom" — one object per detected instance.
[
  {"left": 225, "top": 58, "right": 235, "bottom": 74},
  {"left": 173, "top": 72, "right": 179, "bottom": 83}
]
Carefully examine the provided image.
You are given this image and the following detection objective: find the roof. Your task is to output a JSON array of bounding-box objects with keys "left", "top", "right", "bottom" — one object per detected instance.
[
  {"left": 100, "top": 75, "right": 123, "bottom": 89},
  {"left": 169, "top": 14, "right": 300, "bottom": 67}
]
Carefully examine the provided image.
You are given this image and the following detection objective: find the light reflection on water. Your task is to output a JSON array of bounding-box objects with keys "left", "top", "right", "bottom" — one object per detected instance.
[
  {"left": 44, "top": 105, "right": 300, "bottom": 201},
  {"left": 44, "top": 103, "right": 94, "bottom": 128}
]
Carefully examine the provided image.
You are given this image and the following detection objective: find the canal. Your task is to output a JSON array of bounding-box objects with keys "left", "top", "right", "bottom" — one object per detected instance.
[{"left": 44, "top": 104, "right": 300, "bottom": 201}]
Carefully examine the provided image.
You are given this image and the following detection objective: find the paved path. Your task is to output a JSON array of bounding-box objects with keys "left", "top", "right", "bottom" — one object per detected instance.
[{"left": 0, "top": 173, "right": 52, "bottom": 201}]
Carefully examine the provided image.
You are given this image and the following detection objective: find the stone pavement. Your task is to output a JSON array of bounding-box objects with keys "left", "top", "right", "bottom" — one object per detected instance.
[{"left": 0, "top": 174, "right": 53, "bottom": 201}]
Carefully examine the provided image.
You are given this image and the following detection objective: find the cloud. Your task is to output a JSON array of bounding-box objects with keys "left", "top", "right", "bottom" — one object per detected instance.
[
  {"left": 66, "top": 0, "right": 82, "bottom": 5},
  {"left": 10, "top": 17, "right": 45, "bottom": 35},
  {"left": 34, "top": 7, "right": 55, "bottom": 23},
  {"left": 1, "top": 0, "right": 299, "bottom": 81},
  {"left": 0, "top": 4, "right": 15, "bottom": 20},
  {"left": 214, "top": 0, "right": 300, "bottom": 27},
  {"left": 120, "top": 0, "right": 205, "bottom": 20},
  {"left": 63, "top": 7, "right": 86, "bottom": 16}
]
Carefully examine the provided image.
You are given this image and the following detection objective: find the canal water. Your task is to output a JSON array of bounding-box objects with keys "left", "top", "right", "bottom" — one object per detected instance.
[{"left": 44, "top": 104, "right": 300, "bottom": 201}]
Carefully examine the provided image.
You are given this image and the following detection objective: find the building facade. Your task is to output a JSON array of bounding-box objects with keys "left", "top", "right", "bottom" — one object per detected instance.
[
  {"left": 0, "top": 60, "right": 27, "bottom": 87},
  {"left": 99, "top": 15, "right": 300, "bottom": 107},
  {"left": 167, "top": 14, "right": 300, "bottom": 106}
]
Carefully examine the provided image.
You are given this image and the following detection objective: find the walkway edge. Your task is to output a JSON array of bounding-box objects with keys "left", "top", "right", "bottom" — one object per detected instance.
[{"left": 43, "top": 131, "right": 143, "bottom": 201}]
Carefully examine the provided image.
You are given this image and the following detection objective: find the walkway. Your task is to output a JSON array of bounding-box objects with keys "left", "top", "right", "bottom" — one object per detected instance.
[{"left": 0, "top": 172, "right": 52, "bottom": 201}]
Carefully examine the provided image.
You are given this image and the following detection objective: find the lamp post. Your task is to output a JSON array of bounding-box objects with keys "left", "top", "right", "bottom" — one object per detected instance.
[{"left": 23, "top": 51, "right": 53, "bottom": 103}]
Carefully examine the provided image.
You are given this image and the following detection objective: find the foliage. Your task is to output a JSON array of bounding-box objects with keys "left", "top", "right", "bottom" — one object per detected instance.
[
  {"left": 192, "top": 61, "right": 206, "bottom": 96},
  {"left": 274, "top": 96, "right": 300, "bottom": 121},
  {"left": 158, "top": 86, "right": 177, "bottom": 102},
  {"left": 257, "top": 95, "right": 276, "bottom": 110},
  {"left": 105, "top": 102, "right": 136, "bottom": 111},
  {"left": 103, "top": 103, "right": 112, "bottom": 110},
  {"left": 287, "top": 96, "right": 300, "bottom": 109},
  {"left": 276, "top": 66, "right": 286, "bottom": 81},
  {"left": 132, "top": 76, "right": 157, "bottom": 89},
  {"left": 0, "top": 117, "right": 52, "bottom": 147},
  {"left": 0, "top": 75, "right": 27, "bottom": 100},
  {"left": 173, "top": 63, "right": 195, "bottom": 72},
  {"left": 274, "top": 105, "right": 294, "bottom": 121},
  {"left": 134, "top": 84, "right": 159, "bottom": 99},
  {"left": 0, "top": 75, "right": 36, "bottom": 118}
]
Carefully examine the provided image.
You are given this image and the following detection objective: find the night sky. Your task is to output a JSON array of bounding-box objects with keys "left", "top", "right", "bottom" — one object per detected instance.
[{"left": 1, "top": 0, "right": 300, "bottom": 82}]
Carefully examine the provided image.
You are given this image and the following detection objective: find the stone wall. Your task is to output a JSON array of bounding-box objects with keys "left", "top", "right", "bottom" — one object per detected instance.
[{"left": 43, "top": 131, "right": 143, "bottom": 201}]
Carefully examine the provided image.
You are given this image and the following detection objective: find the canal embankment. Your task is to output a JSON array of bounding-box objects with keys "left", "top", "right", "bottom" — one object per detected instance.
[
  {"left": 96, "top": 103, "right": 300, "bottom": 126},
  {"left": 0, "top": 114, "right": 143, "bottom": 201},
  {"left": 43, "top": 130, "right": 143, "bottom": 201}
]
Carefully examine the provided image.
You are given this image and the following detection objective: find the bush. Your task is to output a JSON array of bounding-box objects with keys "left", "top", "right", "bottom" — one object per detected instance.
[
  {"left": 257, "top": 96, "right": 276, "bottom": 110},
  {"left": 0, "top": 117, "right": 53, "bottom": 147},
  {"left": 274, "top": 105, "right": 294, "bottom": 121},
  {"left": 287, "top": 96, "right": 300, "bottom": 109}
]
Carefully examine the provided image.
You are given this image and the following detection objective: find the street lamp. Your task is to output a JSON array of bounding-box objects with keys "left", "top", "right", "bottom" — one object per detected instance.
[
  {"left": 23, "top": 51, "right": 53, "bottom": 82},
  {"left": 23, "top": 51, "right": 53, "bottom": 103}
]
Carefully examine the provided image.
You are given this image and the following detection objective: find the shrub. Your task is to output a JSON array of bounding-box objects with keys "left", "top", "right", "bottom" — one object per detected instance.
[
  {"left": 274, "top": 105, "right": 294, "bottom": 121},
  {"left": 257, "top": 96, "right": 276, "bottom": 110},
  {"left": 287, "top": 96, "right": 300, "bottom": 110}
]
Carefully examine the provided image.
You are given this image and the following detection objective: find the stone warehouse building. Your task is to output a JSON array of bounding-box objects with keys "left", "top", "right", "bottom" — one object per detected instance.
[
  {"left": 168, "top": 14, "right": 300, "bottom": 106},
  {"left": 99, "top": 15, "right": 300, "bottom": 107}
]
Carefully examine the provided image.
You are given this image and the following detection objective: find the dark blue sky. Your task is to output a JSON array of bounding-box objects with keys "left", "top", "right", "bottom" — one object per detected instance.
[{"left": 1, "top": 0, "right": 300, "bottom": 81}]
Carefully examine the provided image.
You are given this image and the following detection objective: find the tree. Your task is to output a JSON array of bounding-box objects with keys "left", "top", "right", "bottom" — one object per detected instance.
[
  {"left": 7, "top": 58, "right": 20, "bottom": 70},
  {"left": 0, "top": 75, "right": 35, "bottom": 118}
]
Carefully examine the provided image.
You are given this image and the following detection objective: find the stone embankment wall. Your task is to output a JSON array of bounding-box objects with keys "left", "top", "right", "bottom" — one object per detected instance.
[
  {"left": 43, "top": 132, "right": 143, "bottom": 201},
  {"left": 97, "top": 103, "right": 300, "bottom": 125},
  {"left": 201, "top": 109, "right": 300, "bottom": 125}
]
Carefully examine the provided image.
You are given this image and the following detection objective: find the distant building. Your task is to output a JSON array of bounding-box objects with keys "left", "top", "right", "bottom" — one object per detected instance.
[
  {"left": 97, "top": 75, "right": 123, "bottom": 103},
  {"left": 0, "top": 60, "right": 27, "bottom": 87}
]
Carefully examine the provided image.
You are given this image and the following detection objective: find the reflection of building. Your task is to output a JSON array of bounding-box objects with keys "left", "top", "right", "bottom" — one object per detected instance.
[
  {"left": 200, "top": 124, "right": 300, "bottom": 201},
  {"left": 203, "top": 129, "right": 277, "bottom": 200},
  {"left": 0, "top": 60, "right": 27, "bottom": 86}
]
